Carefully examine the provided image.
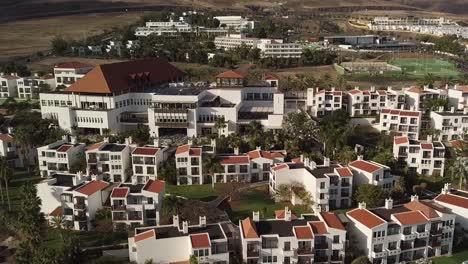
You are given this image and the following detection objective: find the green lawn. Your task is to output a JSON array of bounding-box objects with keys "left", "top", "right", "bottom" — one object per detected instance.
[
  {"left": 1, "top": 169, "right": 42, "bottom": 212},
  {"left": 166, "top": 184, "right": 219, "bottom": 201},
  {"left": 229, "top": 185, "right": 312, "bottom": 222},
  {"left": 44, "top": 228, "right": 128, "bottom": 249},
  {"left": 390, "top": 58, "right": 462, "bottom": 78},
  {"left": 432, "top": 250, "right": 468, "bottom": 264}
]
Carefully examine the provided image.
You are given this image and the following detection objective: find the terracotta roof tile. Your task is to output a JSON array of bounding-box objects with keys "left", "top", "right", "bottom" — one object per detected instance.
[
  {"left": 393, "top": 211, "right": 428, "bottom": 225},
  {"left": 377, "top": 90, "right": 387, "bottom": 95},
  {"left": 49, "top": 206, "right": 63, "bottom": 217},
  {"left": 421, "top": 143, "right": 433, "bottom": 150},
  {"left": 273, "top": 163, "right": 289, "bottom": 171},
  {"left": 348, "top": 89, "right": 361, "bottom": 95},
  {"left": 291, "top": 157, "right": 303, "bottom": 164},
  {"left": 0, "top": 134, "right": 13, "bottom": 142},
  {"left": 111, "top": 187, "right": 129, "bottom": 198},
  {"left": 336, "top": 167, "right": 353, "bottom": 177},
  {"left": 190, "top": 233, "right": 211, "bottom": 248},
  {"left": 65, "top": 59, "right": 184, "bottom": 94},
  {"left": 274, "top": 210, "right": 297, "bottom": 220},
  {"left": 87, "top": 142, "right": 104, "bottom": 151},
  {"left": 55, "top": 62, "right": 93, "bottom": 69},
  {"left": 143, "top": 180, "right": 165, "bottom": 193},
  {"left": 189, "top": 148, "right": 201, "bottom": 156},
  {"left": 241, "top": 218, "right": 258, "bottom": 238},
  {"left": 216, "top": 70, "right": 247, "bottom": 79},
  {"left": 176, "top": 145, "right": 190, "bottom": 155},
  {"left": 134, "top": 229, "right": 155, "bottom": 243},
  {"left": 133, "top": 147, "right": 159, "bottom": 156},
  {"left": 347, "top": 209, "right": 385, "bottom": 229},
  {"left": 263, "top": 73, "right": 279, "bottom": 80},
  {"left": 248, "top": 150, "right": 284, "bottom": 160},
  {"left": 407, "top": 87, "right": 425, "bottom": 94},
  {"left": 381, "top": 108, "right": 420, "bottom": 117},
  {"left": 1, "top": 75, "right": 20, "bottom": 80},
  {"left": 75, "top": 180, "right": 109, "bottom": 196},
  {"left": 309, "top": 222, "right": 328, "bottom": 234},
  {"left": 219, "top": 156, "right": 249, "bottom": 165},
  {"left": 320, "top": 212, "right": 345, "bottom": 230},
  {"left": 404, "top": 201, "right": 440, "bottom": 218},
  {"left": 394, "top": 136, "right": 409, "bottom": 145},
  {"left": 294, "top": 226, "right": 314, "bottom": 239},
  {"left": 435, "top": 193, "right": 468, "bottom": 209},
  {"left": 56, "top": 144, "right": 72, "bottom": 152},
  {"left": 349, "top": 160, "right": 382, "bottom": 173}
]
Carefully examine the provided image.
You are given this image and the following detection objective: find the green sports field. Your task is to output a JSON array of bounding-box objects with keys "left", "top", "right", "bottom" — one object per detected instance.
[{"left": 390, "top": 58, "right": 462, "bottom": 78}]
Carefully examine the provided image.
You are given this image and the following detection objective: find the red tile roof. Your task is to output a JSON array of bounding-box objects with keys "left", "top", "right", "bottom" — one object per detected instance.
[
  {"left": 273, "top": 163, "right": 289, "bottom": 171},
  {"left": 55, "top": 62, "right": 93, "bottom": 69},
  {"left": 404, "top": 201, "right": 440, "bottom": 218},
  {"left": 0, "top": 134, "right": 13, "bottom": 142},
  {"left": 144, "top": 180, "right": 165, "bottom": 193},
  {"left": 349, "top": 160, "right": 382, "bottom": 173},
  {"left": 320, "top": 212, "right": 345, "bottom": 230},
  {"left": 309, "top": 222, "right": 328, "bottom": 234},
  {"left": 336, "top": 167, "right": 353, "bottom": 177},
  {"left": 75, "top": 180, "right": 109, "bottom": 196},
  {"left": 219, "top": 156, "right": 249, "bottom": 165},
  {"left": 381, "top": 109, "right": 420, "bottom": 117},
  {"left": 435, "top": 193, "right": 468, "bottom": 209},
  {"left": 87, "top": 142, "right": 103, "bottom": 151},
  {"left": 133, "top": 147, "right": 159, "bottom": 156},
  {"left": 248, "top": 150, "right": 284, "bottom": 160},
  {"left": 190, "top": 233, "right": 211, "bottom": 248},
  {"left": 394, "top": 136, "right": 409, "bottom": 145},
  {"left": 377, "top": 90, "right": 387, "bottom": 95},
  {"left": 393, "top": 211, "right": 428, "bottom": 225},
  {"left": 241, "top": 218, "right": 259, "bottom": 238},
  {"left": 275, "top": 210, "right": 297, "bottom": 220},
  {"left": 65, "top": 59, "right": 184, "bottom": 94},
  {"left": 450, "top": 140, "right": 466, "bottom": 150},
  {"left": 1, "top": 75, "right": 20, "bottom": 80},
  {"left": 421, "top": 143, "right": 433, "bottom": 150},
  {"left": 294, "top": 226, "right": 314, "bottom": 239},
  {"left": 176, "top": 144, "right": 190, "bottom": 154},
  {"left": 348, "top": 89, "right": 361, "bottom": 95},
  {"left": 216, "top": 70, "right": 246, "bottom": 79},
  {"left": 347, "top": 209, "right": 385, "bottom": 229},
  {"left": 407, "top": 87, "right": 425, "bottom": 94},
  {"left": 111, "top": 187, "right": 129, "bottom": 198},
  {"left": 49, "top": 206, "right": 63, "bottom": 217},
  {"left": 189, "top": 148, "right": 201, "bottom": 156},
  {"left": 134, "top": 229, "right": 155, "bottom": 243},
  {"left": 263, "top": 73, "right": 279, "bottom": 80},
  {"left": 56, "top": 144, "right": 72, "bottom": 152}
]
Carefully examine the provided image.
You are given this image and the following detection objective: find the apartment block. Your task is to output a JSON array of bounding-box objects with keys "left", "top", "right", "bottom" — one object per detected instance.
[
  {"left": 447, "top": 85, "right": 468, "bottom": 110},
  {"left": 309, "top": 88, "right": 346, "bottom": 117},
  {"left": 215, "top": 154, "right": 251, "bottom": 183},
  {"left": 393, "top": 136, "right": 445, "bottom": 176},
  {"left": 176, "top": 144, "right": 203, "bottom": 185},
  {"left": 270, "top": 157, "right": 353, "bottom": 211},
  {"left": 247, "top": 148, "right": 286, "bottom": 182},
  {"left": 435, "top": 184, "right": 468, "bottom": 234},
  {"left": 0, "top": 130, "right": 24, "bottom": 168},
  {"left": 53, "top": 62, "right": 93, "bottom": 88},
  {"left": 131, "top": 145, "right": 166, "bottom": 184},
  {"left": 430, "top": 108, "right": 468, "bottom": 141},
  {"left": 128, "top": 216, "right": 231, "bottom": 264},
  {"left": 0, "top": 73, "right": 19, "bottom": 98},
  {"left": 111, "top": 180, "right": 165, "bottom": 228},
  {"left": 17, "top": 74, "right": 55, "bottom": 99},
  {"left": 239, "top": 208, "right": 346, "bottom": 264},
  {"left": 404, "top": 86, "right": 447, "bottom": 111},
  {"left": 348, "top": 157, "right": 396, "bottom": 190},
  {"left": 86, "top": 138, "right": 133, "bottom": 182},
  {"left": 346, "top": 196, "right": 455, "bottom": 264},
  {"left": 37, "top": 135, "right": 86, "bottom": 177},
  {"left": 379, "top": 108, "right": 421, "bottom": 139},
  {"left": 347, "top": 87, "right": 406, "bottom": 117}
]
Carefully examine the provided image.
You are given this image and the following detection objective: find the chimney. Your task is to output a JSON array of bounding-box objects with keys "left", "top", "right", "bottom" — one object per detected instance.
[
  {"left": 450, "top": 106, "right": 455, "bottom": 113},
  {"left": 357, "top": 155, "right": 363, "bottom": 161},
  {"left": 188, "top": 139, "right": 193, "bottom": 146},
  {"left": 153, "top": 138, "right": 159, "bottom": 147},
  {"left": 371, "top": 86, "right": 376, "bottom": 92},
  {"left": 438, "top": 106, "right": 444, "bottom": 112},
  {"left": 400, "top": 105, "right": 405, "bottom": 110},
  {"left": 70, "top": 136, "right": 77, "bottom": 144},
  {"left": 7, "top": 127, "right": 14, "bottom": 134},
  {"left": 300, "top": 154, "right": 304, "bottom": 163},
  {"left": 331, "top": 87, "right": 335, "bottom": 92},
  {"left": 358, "top": 202, "right": 366, "bottom": 209},
  {"left": 234, "top": 147, "right": 239, "bottom": 155},
  {"left": 323, "top": 157, "right": 330, "bottom": 167},
  {"left": 427, "top": 135, "right": 433, "bottom": 143},
  {"left": 211, "top": 138, "right": 216, "bottom": 147},
  {"left": 104, "top": 137, "right": 109, "bottom": 143},
  {"left": 125, "top": 136, "right": 133, "bottom": 146},
  {"left": 256, "top": 146, "right": 261, "bottom": 151},
  {"left": 156, "top": 211, "right": 160, "bottom": 226},
  {"left": 314, "top": 204, "right": 322, "bottom": 214},
  {"left": 385, "top": 198, "right": 393, "bottom": 209},
  {"left": 173, "top": 215, "right": 179, "bottom": 227},
  {"left": 441, "top": 183, "right": 451, "bottom": 194},
  {"left": 411, "top": 195, "right": 419, "bottom": 202},
  {"left": 284, "top": 207, "right": 292, "bottom": 221},
  {"left": 464, "top": 108, "right": 468, "bottom": 115},
  {"left": 199, "top": 216, "right": 206, "bottom": 227},
  {"left": 182, "top": 221, "right": 189, "bottom": 234},
  {"left": 0, "top": 72, "right": 3, "bottom": 76},
  {"left": 34, "top": 73, "right": 39, "bottom": 77},
  {"left": 62, "top": 134, "right": 68, "bottom": 141},
  {"left": 252, "top": 211, "right": 260, "bottom": 222}
]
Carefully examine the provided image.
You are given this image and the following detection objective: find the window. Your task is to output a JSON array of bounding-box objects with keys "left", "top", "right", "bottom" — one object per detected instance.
[
  {"left": 320, "top": 182, "right": 325, "bottom": 189},
  {"left": 191, "top": 167, "right": 199, "bottom": 175},
  {"left": 135, "top": 166, "right": 143, "bottom": 174},
  {"left": 111, "top": 155, "right": 120, "bottom": 160},
  {"left": 191, "top": 157, "right": 199, "bottom": 165},
  {"left": 262, "top": 163, "right": 270, "bottom": 171},
  {"left": 111, "top": 165, "right": 122, "bottom": 170},
  {"left": 147, "top": 167, "right": 155, "bottom": 175},
  {"left": 333, "top": 235, "right": 339, "bottom": 243},
  {"left": 227, "top": 165, "right": 236, "bottom": 173},
  {"left": 239, "top": 165, "right": 248, "bottom": 173},
  {"left": 284, "top": 241, "right": 290, "bottom": 251}
]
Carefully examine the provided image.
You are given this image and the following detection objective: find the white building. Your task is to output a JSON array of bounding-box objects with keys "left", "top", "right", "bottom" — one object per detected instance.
[
  {"left": 430, "top": 107, "right": 468, "bottom": 141},
  {"left": 347, "top": 196, "right": 456, "bottom": 264},
  {"left": 214, "top": 16, "right": 255, "bottom": 30},
  {"left": 348, "top": 157, "right": 396, "bottom": 190},
  {"left": 308, "top": 88, "right": 346, "bottom": 117},
  {"left": 347, "top": 87, "right": 406, "bottom": 117},
  {"left": 0, "top": 130, "right": 24, "bottom": 168},
  {"left": 175, "top": 144, "right": 204, "bottom": 185},
  {"left": 86, "top": 138, "right": 133, "bottom": 183},
  {"left": 239, "top": 208, "right": 346, "bottom": 264},
  {"left": 247, "top": 148, "right": 286, "bottom": 182},
  {"left": 447, "top": 85, "right": 468, "bottom": 110},
  {"left": 37, "top": 135, "right": 85, "bottom": 177},
  {"left": 17, "top": 74, "right": 55, "bottom": 99},
  {"left": 128, "top": 216, "right": 230, "bottom": 264},
  {"left": 270, "top": 157, "right": 353, "bottom": 211},
  {"left": 135, "top": 20, "right": 194, "bottom": 36},
  {"left": 110, "top": 180, "right": 165, "bottom": 228},
  {"left": 435, "top": 184, "right": 468, "bottom": 234},
  {"left": 393, "top": 136, "right": 445, "bottom": 176},
  {"left": 0, "top": 73, "right": 19, "bottom": 98},
  {"left": 379, "top": 108, "right": 422, "bottom": 140},
  {"left": 404, "top": 86, "right": 447, "bottom": 112},
  {"left": 131, "top": 145, "right": 166, "bottom": 184},
  {"left": 53, "top": 62, "right": 93, "bottom": 88}
]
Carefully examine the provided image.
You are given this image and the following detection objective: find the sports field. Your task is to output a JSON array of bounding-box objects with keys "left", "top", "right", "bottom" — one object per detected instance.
[{"left": 390, "top": 58, "right": 461, "bottom": 78}]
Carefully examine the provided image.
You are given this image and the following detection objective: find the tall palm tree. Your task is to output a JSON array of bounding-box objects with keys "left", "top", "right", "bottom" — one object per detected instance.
[
  {"left": 203, "top": 154, "right": 224, "bottom": 185},
  {"left": 214, "top": 117, "right": 227, "bottom": 138},
  {"left": 0, "top": 157, "right": 12, "bottom": 210},
  {"left": 13, "top": 126, "right": 36, "bottom": 174},
  {"left": 163, "top": 195, "right": 183, "bottom": 215},
  {"left": 51, "top": 215, "right": 66, "bottom": 239}
]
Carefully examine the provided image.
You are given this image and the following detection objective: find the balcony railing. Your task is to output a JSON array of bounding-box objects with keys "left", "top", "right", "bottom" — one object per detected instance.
[
  {"left": 74, "top": 203, "right": 86, "bottom": 210},
  {"left": 113, "top": 215, "right": 127, "bottom": 221},
  {"left": 74, "top": 214, "right": 87, "bottom": 221},
  {"left": 330, "top": 255, "right": 343, "bottom": 262},
  {"left": 112, "top": 205, "right": 127, "bottom": 211},
  {"left": 128, "top": 215, "right": 143, "bottom": 221},
  {"left": 315, "top": 243, "right": 328, "bottom": 250},
  {"left": 87, "top": 158, "right": 97, "bottom": 163},
  {"left": 296, "top": 247, "right": 314, "bottom": 255},
  {"left": 247, "top": 249, "right": 260, "bottom": 257},
  {"left": 314, "top": 256, "right": 329, "bottom": 263}
]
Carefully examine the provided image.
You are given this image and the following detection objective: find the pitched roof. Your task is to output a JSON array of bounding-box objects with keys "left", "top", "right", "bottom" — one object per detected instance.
[
  {"left": 0, "top": 134, "right": 13, "bottom": 142},
  {"left": 190, "top": 233, "right": 211, "bottom": 248},
  {"left": 65, "top": 59, "right": 184, "bottom": 94},
  {"left": 275, "top": 210, "right": 297, "bottom": 220},
  {"left": 248, "top": 150, "right": 284, "bottom": 160},
  {"left": 87, "top": 142, "right": 104, "bottom": 151},
  {"left": 219, "top": 156, "right": 249, "bottom": 165},
  {"left": 56, "top": 144, "right": 72, "bottom": 152},
  {"left": 49, "top": 206, "right": 63, "bottom": 217},
  {"left": 291, "top": 157, "right": 303, "bottom": 164},
  {"left": 111, "top": 187, "right": 129, "bottom": 198},
  {"left": 55, "top": 62, "right": 93, "bottom": 69},
  {"left": 190, "top": 148, "right": 201, "bottom": 156},
  {"left": 132, "top": 147, "right": 159, "bottom": 156},
  {"left": 1, "top": 75, "right": 20, "bottom": 80},
  {"left": 435, "top": 193, "right": 468, "bottom": 209},
  {"left": 348, "top": 89, "right": 361, "bottom": 95},
  {"left": 143, "top": 180, "right": 165, "bottom": 194},
  {"left": 407, "top": 86, "right": 425, "bottom": 94},
  {"left": 381, "top": 108, "right": 420, "bottom": 117},
  {"left": 394, "top": 136, "right": 409, "bottom": 145},
  {"left": 216, "top": 70, "right": 247, "bottom": 79},
  {"left": 421, "top": 143, "right": 433, "bottom": 150},
  {"left": 294, "top": 226, "right": 314, "bottom": 239},
  {"left": 320, "top": 212, "right": 345, "bottom": 230},
  {"left": 273, "top": 163, "right": 289, "bottom": 171},
  {"left": 175, "top": 144, "right": 190, "bottom": 155},
  {"left": 75, "top": 180, "right": 109, "bottom": 196},
  {"left": 309, "top": 222, "right": 328, "bottom": 234},
  {"left": 347, "top": 208, "right": 386, "bottom": 229},
  {"left": 241, "top": 218, "right": 259, "bottom": 238},
  {"left": 393, "top": 211, "right": 428, "bottom": 225},
  {"left": 404, "top": 201, "right": 440, "bottom": 218},
  {"left": 336, "top": 167, "right": 353, "bottom": 177},
  {"left": 134, "top": 229, "right": 155, "bottom": 243},
  {"left": 349, "top": 160, "right": 382, "bottom": 173},
  {"left": 263, "top": 73, "right": 279, "bottom": 80}
]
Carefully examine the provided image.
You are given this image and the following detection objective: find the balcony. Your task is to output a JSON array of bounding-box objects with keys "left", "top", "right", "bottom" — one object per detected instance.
[
  {"left": 74, "top": 203, "right": 86, "bottom": 210},
  {"left": 400, "top": 243, "right": 413, "bottom": 251},
  {"left": 332, "top": 242, "right": 344, "bottom": 250},
  {"left": 429, "top": 238, "right": 442, "bottom": 248},
  {"left": 371, "top": 250, "right": 387, "bottom": 258},
  {"left": 296, "top": 247, "right": 314, "bottom": 255},
  {"left": 314, "top": 256, "right": 329, "bottom": 263},
  {"left": 87, "top": 157, "right": 97, "bottom": 163},
  {"left": 154, "top": 122, "right": 189, "bottom": 128},
  {"left": 74, "top": 214, "right": 87, "bottom": 221},
  {"left": 315, "top": 243, "right": 328, "bottom": 250},
  {"left": 128, "top": 214, "right": 142, "bottom": 221},
  {"left": 330, "top": 255, "right": 343, "bottom": 262},
  {"left": 417, "top": 230, "right": 429, "bottom": 238},
  {"left": 400, "top": 233, "right": 417, "bottom": 240},
  {"left": 247, "top": 248, "right": 260, "bottom": 257},
  {"left": 120, "top": 116, "right": 148, "bottom": 124},
  {"left": 430, "top": 228, "right": 443, "bottom": 236},
  {"left": 112, "top": 205, "right": 127, "bottom": 211},
  {"left": 414, "top": 240, "right": 427, "bottom": 249},
  {"left": 386, "top": 248, "right": 401, "bottom": 256},
  {"left": 113, "top": 214, "right": 127, "bottom": 221}
]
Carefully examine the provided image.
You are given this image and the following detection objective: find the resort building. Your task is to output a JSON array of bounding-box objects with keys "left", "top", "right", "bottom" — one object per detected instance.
[
  {"left": 0, "top": 73, "right": 19, "bottom": 98},
  {"left": 378, "top": 108, "right": 422, "bottom": 140},
  {"left": 308, "top": 88, "right": 346, "bottom": 117},
  {"left": 348, "top": 157, "right": 396, "bottom": 190},
  {"left": 17, "top": 74, "right": 55, "bottom": 99},
  {"left": 430, "top": 107, "right": 468, "bottom": 141},
  {"left": 53, "top": 62, "right": 93, "bottom": 88},
  {"left": 131, "top": 144, "right": 166, "bottom": 184},
  {"left": 435, "top": 184, "right": 468, "bottom": 234}
]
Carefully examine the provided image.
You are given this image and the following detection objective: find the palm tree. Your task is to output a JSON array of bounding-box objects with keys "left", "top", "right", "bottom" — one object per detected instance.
[
  {"left": 0, "top": 157, "right": 12, "bottom": 210},
  {"left": 449, "top": 153, "right": 468, "bottom": 190},
  {"left": 13, "top": 126, "right": 36, "bottom": 174},
  {"left": 163, "top": 195, "right": 183, "bottom": 215},
  {"left": 50, "top": 215, "right": 66, "bottom": 239},
  {"left": 203, "top": 154, "right": 224, "bottom": 185},
  {"left": 274, "top": 184, "right": 292, "bottom": 202},
  {"left": 246, "top": 121, "right": 263, "bottom": 138},
  {"left": 214, "top": 116, "right": 227, "bottom": 137}
]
